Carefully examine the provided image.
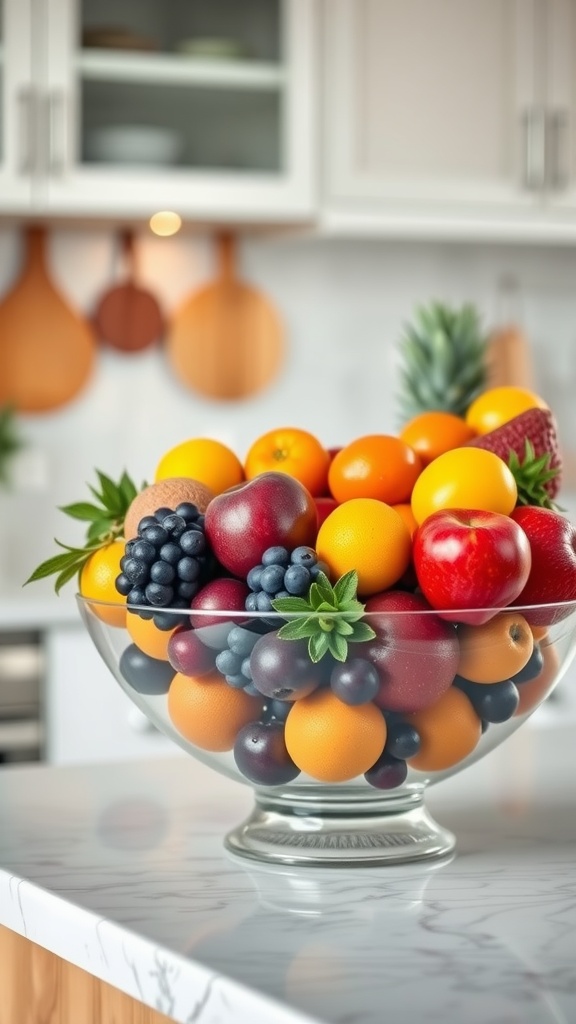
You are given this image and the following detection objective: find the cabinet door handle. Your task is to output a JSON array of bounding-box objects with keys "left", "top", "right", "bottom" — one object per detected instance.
[
  {"left": 17, "top": 87, "right": 39, "bottom": 175},
  {"left": 47, "top": 90, "right": 68, "bottom": 177},
  {"left": 547, "top": 109, "right": 569, "bottom": 192},
  {"left": 522, "top": 108, "right": 546, "bottom": 191}
]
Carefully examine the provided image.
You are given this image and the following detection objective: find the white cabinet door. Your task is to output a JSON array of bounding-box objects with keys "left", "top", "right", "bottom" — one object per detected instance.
[
  {"left": 0, "top": 0, "right": 35, "bottom": 212},
  {"left": 40, "top": 0, "right": 316, "bottom": 222},
  {"left": 543, "top": 0, "right": 576, "bottom": 211},
  {"left": 323, "top": 0, "right": 540, "bottom": 217},
  {"left": 45, "top": 624, "right": 182, "bottom": 765}
]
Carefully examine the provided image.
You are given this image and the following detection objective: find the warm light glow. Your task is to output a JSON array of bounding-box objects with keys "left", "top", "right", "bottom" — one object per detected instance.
[{"left": 149, "top": 211, "right": 182, "bottom": 236}]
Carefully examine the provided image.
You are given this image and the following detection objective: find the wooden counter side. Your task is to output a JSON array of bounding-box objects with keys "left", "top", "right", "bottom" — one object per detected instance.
[{"left": 0, "top": 924, "right": 175, "bottom": 1024}]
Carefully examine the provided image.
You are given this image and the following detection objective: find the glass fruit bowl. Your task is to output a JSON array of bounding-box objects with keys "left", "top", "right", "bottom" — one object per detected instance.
[{"left": 78, "top": 593, "right": 576, "bottom": 867}]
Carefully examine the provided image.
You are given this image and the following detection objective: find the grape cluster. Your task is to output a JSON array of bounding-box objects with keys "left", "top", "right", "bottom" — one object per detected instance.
[
  {"left": 245, "top": 545, "right": 330, "bottom": 613},
  {"left": 215, "top": 625, "right": 260, "bottom": 694},
  {"left": 115, "top": 502, "right": 212, "bottom": 630}
]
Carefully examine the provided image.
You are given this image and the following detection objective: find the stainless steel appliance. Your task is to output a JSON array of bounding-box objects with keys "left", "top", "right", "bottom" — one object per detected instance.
[{"left": 0, "top": 630, "right": 44, "bottom": 763}]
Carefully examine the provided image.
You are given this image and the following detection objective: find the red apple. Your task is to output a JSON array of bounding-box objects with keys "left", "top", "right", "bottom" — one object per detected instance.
[
  {"left": 315, "top": 496, "right": 339, "bottom": 529},
  {"left": 189, "top": 577, "right": 249, "bottom": 649},
  {"left": 204, "top": 471, "right": 317, "bottom": 578},
  {"left": 413, "top": 509, "right": 532, "bottom": 625},
  {"left": 509, "top": 506, "right": 576, "bottom": 625},
  {"left": 363, "top": 590, "right": 460, "bottom": 713}
]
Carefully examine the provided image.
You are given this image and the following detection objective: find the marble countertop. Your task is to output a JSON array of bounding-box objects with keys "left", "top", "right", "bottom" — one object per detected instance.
[{"left": 1, "top": 724, "right": 575, "bottom": 1024}]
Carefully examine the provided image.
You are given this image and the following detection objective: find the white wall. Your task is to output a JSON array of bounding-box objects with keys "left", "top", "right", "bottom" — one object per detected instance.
[{"left": 2, "top": 225, "right": 576, "bottom": 594}]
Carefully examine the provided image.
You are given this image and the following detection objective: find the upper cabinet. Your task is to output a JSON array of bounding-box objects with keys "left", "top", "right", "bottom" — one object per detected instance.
[
  {"left": 0, "top": 0, "right": 316, "bottom": 222},
  {"left": 321, "top": 0, "right": 576, "bottom": 237},
  {"left": 0, "top": 0, "right": 35, "bottom": 210}
]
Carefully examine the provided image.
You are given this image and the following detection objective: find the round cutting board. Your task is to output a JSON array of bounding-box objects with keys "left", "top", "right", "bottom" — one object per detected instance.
[
  {"left": 93, "top": 230, "right": 164, "bottom": 353},
  {"left": 0, "top": 227, "right": 96, "bottom": 413},
  {"left": 166, "top": 233, "right": 284, "bottom": 401}
]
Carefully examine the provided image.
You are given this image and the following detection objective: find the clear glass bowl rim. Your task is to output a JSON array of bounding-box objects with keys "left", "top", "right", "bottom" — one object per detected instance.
[{"left": 76, "top": 594, "right": 576, "bottom": 619}]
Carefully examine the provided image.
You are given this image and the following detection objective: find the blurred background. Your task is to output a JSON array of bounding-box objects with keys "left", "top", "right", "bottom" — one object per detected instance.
[{"left": 1, "top": 0, "right": 576, "bottom": 767}]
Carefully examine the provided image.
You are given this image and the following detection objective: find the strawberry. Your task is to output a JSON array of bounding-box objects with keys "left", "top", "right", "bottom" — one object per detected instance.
[{"left": 465, "top": 406, "right": 562, "bottom": 507}]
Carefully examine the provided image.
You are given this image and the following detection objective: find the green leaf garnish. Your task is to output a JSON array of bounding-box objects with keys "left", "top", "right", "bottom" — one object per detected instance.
[
  {"left": 508, "top": 440, "right": 561, "bottom": 511},
  {"left": 24, "top": 468, "right": 143, "bottom": 593},
  {"left": 273, "top": 570, "right": 376, "bottom": 663}
]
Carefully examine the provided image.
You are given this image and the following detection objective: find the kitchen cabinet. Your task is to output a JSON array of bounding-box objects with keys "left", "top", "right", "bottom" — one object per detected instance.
[
  {"left": 321, "top": 0, "right": 576, "bottom": 238},
  {"left": 0, "top": 0, "right": 35, "bottom": 209},
  {"left": 0, "top": 0, "right": 316, "bottom": 223}
]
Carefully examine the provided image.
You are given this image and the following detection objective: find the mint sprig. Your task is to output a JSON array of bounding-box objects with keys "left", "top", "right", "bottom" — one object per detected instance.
[
  {"left": 24, "top": 469, "right": 141, "bottom": 594},
  {"left": 271, "top": 570, "right": 376, "bottom": 663}
]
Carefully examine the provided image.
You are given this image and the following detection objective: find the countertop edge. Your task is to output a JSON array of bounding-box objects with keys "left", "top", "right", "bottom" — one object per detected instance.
[{"left": 0, "top": 867, "right": 317, "bottom": 1024}]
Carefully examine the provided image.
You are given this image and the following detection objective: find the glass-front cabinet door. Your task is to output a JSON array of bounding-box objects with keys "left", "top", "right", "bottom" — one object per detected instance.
[
  {"left": 0, "top": 0, "right": 34, "bottom": 213},
  {"left": 43, "top": 0, "right": 315, "bottom": 221}
]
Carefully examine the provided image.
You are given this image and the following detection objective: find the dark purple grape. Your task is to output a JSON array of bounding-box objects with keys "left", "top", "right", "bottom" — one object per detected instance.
[
  {"left": 309, "top": 561, "right": 330, "bottom": 579},
  {"left": 256, "top": 592, "right": 274, "bottom": 612},
  {"left": 145, "top": 582, "right": 173, "bottom": 607},
  {"left": 227, "top": 626, "right": 259, "bottom": 658},
  {"left": 512, "top": 644, "right": 544, "bottom": 684},
  {"left": 260, "top": 565, "right": 286, "bottom": 595},
  {"left": 247, "top": 565, "right": 264, "bottom": 591},
  {"left": 179, "top": 530, "right": 206, "bottom": 556},
  {"left": 127, "top": 586, "right": 147, "bottom": 607},
  {"left": 150, "top": 560, "right": 176, "bottom": 585},
  {"left": 177, "top": 557, "right": 201, "bottom": 582},
  {"left": 455, "top": 677, "right": 519, "bottom": 724},
  {"left": 115, "top": 573, "right": 132, "bottom": 596},
  {"left": 142, "top": 524, "right": 169, "bottom": 547},
  {"left": 174, "top": 502, "right": 199, "bottom": 521},
  {"left": 365, "top": 752, "right": 408, "bottom": 790},
  {"left": 154, "top": 507, "right": 173, "bottom": 522},
  {"left": 162, "top": 513, "right": 187, "bottom": 536},
  {"left": 245, "top": 593, "right": 259, "bottom": 613},
  {"left": 215, "top": 649, "right": 243, "bottom": 677},
  {"left": 330, "top": 658, "right": 380, "bottom": 705},
  {"left": 284, "top": 565, "right": 311, "bottom": 595},
  {"left": 385, "top": 719, "right": 421, "bottom": 759},
  {"left": 123, "top": 558, "right": 149, "bottom": 584},
  {"left": 262, "top": 546, "right": 290, "bottom": 567},
  {"left": 167, "top": 627, "right": 216, "bottom": 676},
  {"left": 263, "top": 699, "right": 292, "bottom": 723},
  {"left": 120, "top": 644, "right": 175, "bottom": 695},
  {"left": 250, "top": 631, "right": 320, "bottom": 701},
  {"left": 131, "top": 540, "right": 156, "bottom": 563},
  {"left": 233, "top": 721, "right": 300, "bottom": 786},
  {"left": 290, "top": 546, "right": 317, "bottom": 567},
  {"left": 159, "top": 542, "right": 182, "bottom": 565},
  {"left": 136, "top": 516, "right": 156, "bottom": 536}
]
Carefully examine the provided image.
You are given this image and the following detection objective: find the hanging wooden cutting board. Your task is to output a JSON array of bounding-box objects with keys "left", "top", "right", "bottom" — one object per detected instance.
[
  {"left": 485, "top": 324, "right": 535, "bottom": 390},
  {"left": 0, "top": 226, "right": 96, "bottom": 413},
  {"left": 93, "top": 230, "right": 164, "bottom": 353},
  {"left": 166, "top": 232, "right": 284, "bottom": 400}
]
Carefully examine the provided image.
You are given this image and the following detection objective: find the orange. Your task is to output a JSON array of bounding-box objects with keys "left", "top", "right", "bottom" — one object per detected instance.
[
  {"left": 167, "top": 672, "right": 263, "bottom": 751},
  {"left": 316, "top": 498, "right": 412, "bottom": 597},
  {"left": 284, "top": 689, "right": 386, "bottom": 782},
  {"left": 328, "top": 435, "right": 422, "bottom": 505},
  {"left": 410, "top": 447, "right": 518, "bottom": 525},
  {"left": 391, "top": 503, "right": 419, "bottom": 539},
  {"left": 244, "top": 427, "right": 330, "bottom": 497},
  {"left": 514, "top": 643, "right": 560, "bottom": 717},
  {"left": 465, "top": 386, "right": 548, "bottom": 435},
  {"left": 399, "top": 411, "right": 476, "bottom": 466},
  {"left": 457, "top": 612, "right": 533, "bottom": 684},
  {"left": 79, "top": 541, "right": 126, "bottom": 628},
  {"left": 407, "top": 687, "right": 482, "bottom": 773},
  {"left": 127, "top": 612, "right": 176, "bottom": 661},
  {"left": 155, "top": 438, "right": 244, "bottom": 496}
]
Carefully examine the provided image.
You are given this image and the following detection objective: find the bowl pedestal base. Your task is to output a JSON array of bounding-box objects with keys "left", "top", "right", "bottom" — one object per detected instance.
[{"left": 225, "top": 789, "right": 456, "bottom": 867}]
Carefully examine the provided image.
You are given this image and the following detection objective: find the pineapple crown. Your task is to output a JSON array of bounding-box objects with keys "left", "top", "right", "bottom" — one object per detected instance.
[
  {"left": 509, "top": 440, "right": 560, "bottom": 510},
  {"left": 397, "top": 301, "right": 488, "bottom": 423}
]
